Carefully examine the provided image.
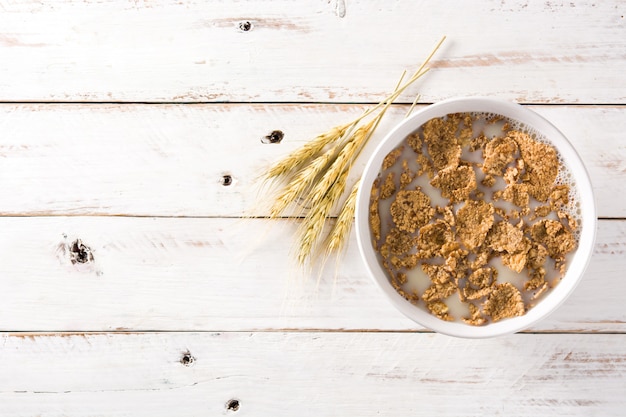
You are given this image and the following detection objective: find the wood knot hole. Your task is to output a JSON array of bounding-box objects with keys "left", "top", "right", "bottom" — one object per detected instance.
[
  {"left": 226, "top": 399, "right": 240, "bottom": 412},
  {"left": 238, "top": 21, "right": 252, "bottom": 31},
  {"left": 180, "top": 351, "right": 195, "bottom": 367},
  {"left": 221, "top": 174, "right": 233, "bottom": 186},
  {"left": 261, "top": 130, "right": 284, "bottom": 144},
  {"left": 70, "top": 239, "right": 94, "bottom": 264}
]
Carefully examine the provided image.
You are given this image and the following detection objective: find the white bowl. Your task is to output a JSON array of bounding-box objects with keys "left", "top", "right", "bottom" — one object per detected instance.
[{"left": 355, "top": 97, "right": 597, "bottom": 338}]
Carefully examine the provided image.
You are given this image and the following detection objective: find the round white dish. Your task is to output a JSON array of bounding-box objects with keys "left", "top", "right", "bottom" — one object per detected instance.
[{"left": 355, "top": 97, "right": 597, "bottom": 338}]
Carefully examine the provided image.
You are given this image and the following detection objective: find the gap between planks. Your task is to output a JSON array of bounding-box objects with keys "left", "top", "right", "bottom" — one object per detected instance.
[
  {"left": 0, "top": 101, "right": 625, "bottom": 106},
  {"left": 3, "top": 329, "right": 626, "bottom": 336}
]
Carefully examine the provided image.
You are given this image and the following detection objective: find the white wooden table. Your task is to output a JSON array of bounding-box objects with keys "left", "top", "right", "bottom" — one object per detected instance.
[{"left": 1, "top": 1, "right": 625, "bottom": 415}]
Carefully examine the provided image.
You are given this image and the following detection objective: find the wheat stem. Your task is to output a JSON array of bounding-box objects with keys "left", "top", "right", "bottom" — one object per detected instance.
[
  {"left": 333, "top": 36, "right": 445, "bottom": 126},
  {"left": 405, "top": 94, "right": 421, "bottom": 118},
  {"left": 264, "top": 36, "right": 445, "bottom": 183}
]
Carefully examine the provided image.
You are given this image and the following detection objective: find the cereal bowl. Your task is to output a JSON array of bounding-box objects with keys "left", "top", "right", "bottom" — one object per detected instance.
[{"left": 355, "top": 97, "right": 596, "bottom": 338}]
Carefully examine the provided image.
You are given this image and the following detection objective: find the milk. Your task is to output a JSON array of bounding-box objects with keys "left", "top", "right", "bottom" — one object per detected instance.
[{"left": 372, "top": 113, "right": 582, "bottom": 323}]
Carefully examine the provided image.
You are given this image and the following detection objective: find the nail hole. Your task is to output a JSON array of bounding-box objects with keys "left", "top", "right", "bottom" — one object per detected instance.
[
  {"left": 221, "top": 174, "right": 233, "bottom": 186},
  {"left": 238, "top": 21, "right": 252, "bottom": 31},
  {"left": 180, "top": 351, "right": 195, "bottom": 367},
  {"left": 226, "top": 399, "right": 240, "bottom": 412},
  {"left": 261, "top": 130, "right": 284, "bottom": 144},
  {"left": 70, "top": 239, "right": 94, "bottom": 264}
]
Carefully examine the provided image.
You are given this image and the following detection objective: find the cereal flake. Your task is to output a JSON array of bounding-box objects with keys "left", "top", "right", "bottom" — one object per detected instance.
[
  {"left": 456, "top": 200, "right": 495, "bottom": 250},
  {"left": 390, "top": 189, "right": 435, "bottom": 233},
  {"left": 430, "top": 165, "right": 477, "bottom": 203},
  {"left": 482, "top": 283, "right": 525, "bottom": 322}
]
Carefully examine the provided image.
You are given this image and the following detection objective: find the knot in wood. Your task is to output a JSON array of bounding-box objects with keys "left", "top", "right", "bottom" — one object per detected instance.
[
  {"left": 221, "top": 174, "right": 233, "bottom": 186},
  {"left": 261, "top": 130, "right": 284, "bottom": 144},
  {"left": 226, "top": 399, "right": 240, "bottom": 412},
  {"left": 70, "top": 239, "right": 94, "bottom": 264},
  {"left": 180, "top": 351, "right": 196, "bottom": 367},
  {"left": 238, "top": 21, "right": 252, "bottom": 31}
]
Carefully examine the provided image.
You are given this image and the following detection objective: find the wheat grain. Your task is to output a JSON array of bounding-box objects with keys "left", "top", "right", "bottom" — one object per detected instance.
[
  {"left": 269, "top": 143, "right": 340, "bottom": 218},
  {"left": 265, "top": 123, "right": 350, "bottom": 181},
  {"left": 325, "top": 178, "right": 360, "bottom": 256},
  {"left": 304, "top": 119, "right": 375, "bottom": 211},
  {"left": 296, "top": 108, "right": 389, "bottom": 264},
  {"left": 297, "top": 168, "right": 350, "bottom": 266}
]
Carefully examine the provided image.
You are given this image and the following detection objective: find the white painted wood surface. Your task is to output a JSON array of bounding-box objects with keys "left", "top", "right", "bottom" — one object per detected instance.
[
  {"left": 0, "top": 104, "right": 624, "bottom": 217},
  {"left": 1, "top": 332, "right": 625, "bottom": 416},
  {"left": 0, "top": 0, "right": 624, "bottom": 103},
  {"left": 1, "top": 1, "right": 625, "bottom": 415},
  {"left": 0, "top": 217, "right": 624, "bottom": 333}
]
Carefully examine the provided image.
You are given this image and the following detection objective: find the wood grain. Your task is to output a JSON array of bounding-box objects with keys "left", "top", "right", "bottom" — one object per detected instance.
[
  {"left": 0, "top": 1, "right": 624, "bottom": 414},
  {"left": 1, "top": 332, "right": 625, "bottom": 416},
  {"left": 0, "top": 104, "right": 623, "bottom": 217},
  {"left": 0, "top": 0, "right": 623, "bottom": 103},
  {"left": 0, "top": 217, "right": 623, "bottom": 333}
]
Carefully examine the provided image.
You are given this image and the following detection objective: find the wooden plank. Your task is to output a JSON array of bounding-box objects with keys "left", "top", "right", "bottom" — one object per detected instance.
[
  {"left": 0, "top": 217, "right": 623, "bottom": 332},
  {"left": 0, "top": 103, "right": 623, "bottom": 217},
  {"left": 0, "top": 1, "right": 624, "bottom": 103},
  {"left": 1, "top": 332, "right": 625, "bottom": 416}
]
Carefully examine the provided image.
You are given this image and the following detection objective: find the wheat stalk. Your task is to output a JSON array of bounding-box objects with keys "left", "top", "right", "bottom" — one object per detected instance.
[
  {"left": 262, "top": 35, "right": 446, "bottom": 185},
  {"left": 259, "top": 36, "right": 446, "bottom": 268},
  {"left": 313, "top": 96, "right": 396, "bottom": 264}
]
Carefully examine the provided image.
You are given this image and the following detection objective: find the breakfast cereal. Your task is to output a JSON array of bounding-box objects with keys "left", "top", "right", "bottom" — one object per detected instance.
[{"left": 369, "top": 112, "right": 580, "bottom": 325}]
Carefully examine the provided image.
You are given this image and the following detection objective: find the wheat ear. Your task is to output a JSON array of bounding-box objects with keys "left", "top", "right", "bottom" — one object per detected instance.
[
  {"left": 303, "top": 119, "right": 375, "bottom": 212},
  {"left": 297, "top": 168, "right": 350, "bottom": 266},
  {"left": 262, "top": 36, "right": 445, "bottom": 187},
  {"left": 325, "top": 178, "right": 360, "bottom": 256},
  {"left": 269, "top": 142, "right": 340, "bottom": 218},
  {"left": 295, "top": 117, "right": 378, "bottom": 266},
  {"left": 264, "top": 122, "right": 351, "bottom": 181},
  {"left": 299, "top": 93, "right": 398, "bottom": 262}
]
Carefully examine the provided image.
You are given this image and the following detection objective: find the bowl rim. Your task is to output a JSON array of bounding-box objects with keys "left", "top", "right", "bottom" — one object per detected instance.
[{"left": 355, "top": 96, "right": 597, "bottom": 338}]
